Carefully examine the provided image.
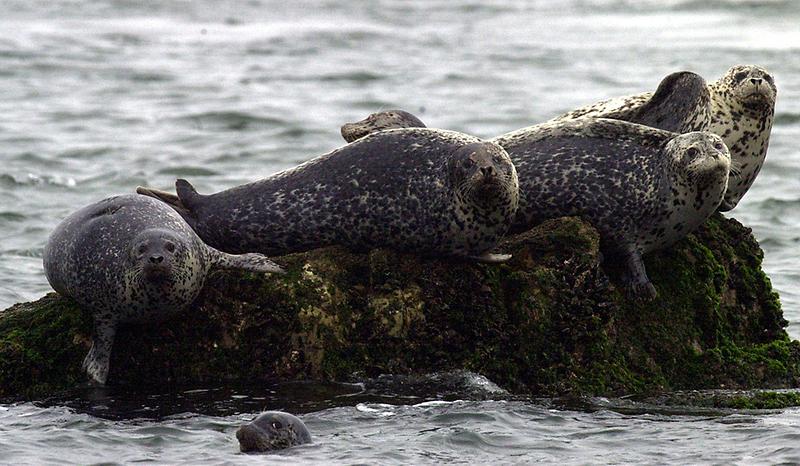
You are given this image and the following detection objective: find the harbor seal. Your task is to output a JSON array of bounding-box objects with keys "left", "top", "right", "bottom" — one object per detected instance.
[
  {"left": 43, "top": 194, "right": 284, "bottom": 385},
  {"left": 551, "top": 65, "right": 776, "bottom": 211},
  {"left": 341, "top": 109, "right": 426, "bottom": 143},
  {"left": 137, "top": 128, "right": 519, "bottom": 262},
  {"left": 335, "top": 113, "right": 731, "bottom": 299},
  {"left": 236, "top": 411, "right": 312, "bottom": 452}
]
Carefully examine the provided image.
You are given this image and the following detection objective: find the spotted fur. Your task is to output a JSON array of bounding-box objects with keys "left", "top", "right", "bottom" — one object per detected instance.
[
  {"left": 138, "top": 129, "right": 520, "bottom": 261},
  {"left": 43, "top": 194, "right": 283, "bottom": 385},
  {"left": 236, "top": 411, "right": 312, "bottom": 452},
  {"left": 341, "top": 109, "right": 427, "bottom": 143},
  {"left": 493, "top": 118, "right": 731, "bottom": 299},
  {"left": 551, "top": 65, "right": 775, "bottom": 211}
]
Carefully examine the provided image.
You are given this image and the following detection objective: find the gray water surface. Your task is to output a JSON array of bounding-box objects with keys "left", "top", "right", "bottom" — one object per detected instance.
[{"left": 1, "top": 0, "right": 800, "bottom": 463}]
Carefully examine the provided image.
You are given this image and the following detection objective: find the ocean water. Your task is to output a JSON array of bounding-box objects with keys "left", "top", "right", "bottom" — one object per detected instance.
[{"left": 1, "top": 0, "right": 799, "bottom": 463}]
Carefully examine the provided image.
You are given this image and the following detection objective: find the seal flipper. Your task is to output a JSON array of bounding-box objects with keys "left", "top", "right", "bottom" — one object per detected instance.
[
  {"left": 471, "top": 252, "right": 512, "bottom": 263},
  {"left": 210, "top": 247, "right": 285, "bottom": 274},
  {"left": 620, "top": 250, "right": 657, "bottom": 301},
  {"left": 627, "top": 71, "right": 709, "bottom": 133},
  {"left": 82, "top": 319, "right": 117, "bottom": 385},
  {"left": 136, "top": 186, "right": 192, "bottom": 220}
]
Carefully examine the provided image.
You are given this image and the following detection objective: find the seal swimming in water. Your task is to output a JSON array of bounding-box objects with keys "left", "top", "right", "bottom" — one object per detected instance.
[
  {"left": 236, "top": 411, "right": 312, "bottom": 452},
  {"left": 337, "top": 113, "right": 731, "bottom": 299},
  {"left": 137, "top": 128, "right": 519, "bottom": 262},
  {"left": 552, "top": 65, "right": 776, "bottom": 211},
  {"left": 43, "top": 194, "right": 284, "bottom": 385}
]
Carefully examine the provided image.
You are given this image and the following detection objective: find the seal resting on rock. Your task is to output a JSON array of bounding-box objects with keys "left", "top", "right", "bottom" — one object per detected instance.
[
  {"left": 42, "top": 194, "right": 284, "bottom": 385},
  {"left": 336, "top": 113, "right": 731, "bottom": 300},
  {"left": 551, "top": 65, "right": 776, "bottom": 211},
  {"left": 237, "top": 411, "right": 312, "bottom": 452},
  {"left": 138, "top": 128, "right": 519, "bottom": 262},
  {"left": 341, "top": 109, "right": 427, "bottom": 143}
]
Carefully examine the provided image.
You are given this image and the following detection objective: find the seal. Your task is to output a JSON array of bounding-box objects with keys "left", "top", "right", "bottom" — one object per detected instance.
[
  {"left": 494, "top": 118, "right": 731, "bottom": 299},
  {"left": 236, "top": 411, "right": 312, "bottom": 452},
  {"left": 42, "top": 194, "right": 284, "bottom": 385},
  {"left": 551, "top": 65, "right": 776, "bottom": 211},
  {"left": 335, "top": 113, "right": 731, "bottom": 299},
  {"left": 137, "top": 128, "right": 519, "bottom": 262},
  {"left": 341, "top": 109, "right": 427, "bottom": 143}
]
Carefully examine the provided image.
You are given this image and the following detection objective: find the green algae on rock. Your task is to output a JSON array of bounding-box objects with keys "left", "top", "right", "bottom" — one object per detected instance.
[{"left": 1, "top": 214, "right": 798, "bottom": 400}]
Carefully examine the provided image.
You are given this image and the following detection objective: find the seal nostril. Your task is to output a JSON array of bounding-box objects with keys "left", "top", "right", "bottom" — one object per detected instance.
[
  {"left": 480, "top": 166, "right": 494, "bottom": 176},
  {"left": 149, "top": 255, "right": 164, "bottom": 264},
  {"left": 750, "top": 78, "right": 762, "bottom": 85}
]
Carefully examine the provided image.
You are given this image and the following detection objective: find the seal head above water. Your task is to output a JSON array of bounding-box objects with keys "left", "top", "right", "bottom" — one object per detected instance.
[
  {"left": 43, "top": 194, "right": 284, "bottom": 384},
  {"left": 341, "top": 109, "right": 427, "bottom": 143},
  {"left": 237, "top": 411, "right": 312, "bottom": 452}
]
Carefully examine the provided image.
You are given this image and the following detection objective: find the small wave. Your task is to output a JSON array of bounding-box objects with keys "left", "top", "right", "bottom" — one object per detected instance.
[
  {"left": 178, "top": 111, "right": 286, "bottom": 131},
  {"left": 775, "top": 112, "right": 800, "bottom": 126},
  {"left": 0, "top": 212, "right": 27, "bottom": 222},
  {"left": 0, "top": 173, "right": 77, "bottom": 187},
  {"left": 156, "top": 166, "right": 220, "bottom": 177},
  {"left": 318, "top": 71, "right": 385, "bottom": 83}
]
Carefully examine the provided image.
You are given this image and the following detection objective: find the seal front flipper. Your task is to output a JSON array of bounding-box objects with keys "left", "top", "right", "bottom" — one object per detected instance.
[
  {"left": 471, "top": 252, "right": 512, "bottom": 263},
  {"left": 82, "top": 320, "right": 117, "bottom": 385},
  {"left": 619, "top": 250, "right": 657, "bottom": 302},
  {"left": 628, "top": 71, "right": 710, "bottom": 133},
  {"left": 341, "top": 109, "right": 427, "bottom": 143},
  {"left": 211, "top": 248, "right": 285, "bottom": 274}
]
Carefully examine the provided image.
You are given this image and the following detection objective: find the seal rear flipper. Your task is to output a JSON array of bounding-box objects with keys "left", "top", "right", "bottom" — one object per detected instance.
[
  {"left": 136, "top": 185, "right": 193, "bottom": 219},
  {"left": 212, "top": 249, "right": 285, "bottom": 274},
  {"left": 630, "top": 71, "right": 709, "bottom": 133},
  {"left": 82, "top": 321, "right": 117, "bottom": 385}
]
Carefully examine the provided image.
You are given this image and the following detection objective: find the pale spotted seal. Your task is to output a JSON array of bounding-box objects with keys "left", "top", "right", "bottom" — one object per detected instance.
[
  {"left": 341, "top": 109, "right": 426, "bottom": 143},
  {"left": 43, "top": 194, "right": 284, "bottom": 385},
  {"left": 338, "top": 113, "right": 731, "bottom": 299},
  {"left": 236, "top": 411, "right": 312, "bottom": 452},
  {"left": 137, "top": 128, "right": 519, "bottom": 262},
  {"left": 551, "top": 65, "right": 776, "bottom": 211}
]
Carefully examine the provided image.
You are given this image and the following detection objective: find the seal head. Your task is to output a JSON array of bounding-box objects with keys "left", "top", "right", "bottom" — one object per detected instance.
[
  {"left": 341, "top": 110, "right": 427, "bottom": 143},
  {"left": 236, "top": 411, "right": 312, "bottom": 452}
]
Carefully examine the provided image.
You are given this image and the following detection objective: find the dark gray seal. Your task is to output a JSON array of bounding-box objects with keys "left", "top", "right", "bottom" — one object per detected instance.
[
  {"left": 43, "top": 194, "right": 284, "bottom": 385},
  {"left": 341, "top": 109, "right": 427, "bottom": 143},
  {"left": 552, "top": 65, "right": 776, "bottom": 211},
  {"left": 337, "top": 113, "right": 731, "bottom": 299},
  {"left": 237, "top": 411, "right": 312, "bottom": 452},
  {"left": 137, "top": 128, "right": 519, "bottom": 262}
]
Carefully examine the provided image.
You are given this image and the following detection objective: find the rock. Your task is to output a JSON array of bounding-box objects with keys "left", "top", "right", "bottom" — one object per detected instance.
[{"left": 2, "top": 214, "right": 798, "bottom": 401}]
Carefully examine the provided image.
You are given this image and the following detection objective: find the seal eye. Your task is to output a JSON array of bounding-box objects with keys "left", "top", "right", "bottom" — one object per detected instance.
[
  {"left": 714, "top": 142, "right": 724, "bottom": 151},
  {"left": 137, "top": 245, "right": 146, "bottom": 255},
  {"left": 733, "top": 71, "right": 747, "bottom": 83},
  {"left": 271, "top": 421, "right": 282, "bottom": 430},
  {"left": 686, "top": 147, "right": 699, "bottom": 158},
  {"left": 165, "top": 242, "right": 176, "bottom": 253},
  {"left": 462, "top": 159, "right": 475, "bottom": 169},
  {"left": 764, "top": 75, "right": 774, "bottom": 84}
]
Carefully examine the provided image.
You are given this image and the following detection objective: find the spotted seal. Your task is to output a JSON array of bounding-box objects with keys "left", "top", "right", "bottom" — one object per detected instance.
[
  {"left": 43, "top": 194, "right": 284, "bottom": 384},
  {"left": 137, "top": 128, "right": 519, "bottom": 262},
  {"left": 552, "top": 65, "right": 776, "bottom": 211},
  {"left": 236, "top": 411, "right": 312, "bottom": 452},
  {"left": 338, "top": 113, "right": 730, "bottom": 299},
  {"left": 341, "top": 109, "right": 427, "bottom": 143}
]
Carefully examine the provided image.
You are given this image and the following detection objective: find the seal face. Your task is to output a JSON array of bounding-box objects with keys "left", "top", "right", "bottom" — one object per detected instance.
[
  {"left": 138, "top": 128, "right": 519, "bottom": 262},
  {"left": 550, "top": 65, "right": 775, "bottom": 211},
  {"left": 43, "top": 194, "right": 283, "bottom": 384},
  {"left": 341, "top": 109, "right": 427, "bottom": 143},
  {"left": 236, "top": 411, "right": 312, "bottom": 452}
]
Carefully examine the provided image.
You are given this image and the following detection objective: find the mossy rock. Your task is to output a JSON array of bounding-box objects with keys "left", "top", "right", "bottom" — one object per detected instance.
[{"left": 1, "top": 214, "right": 798, "bottom": 400}]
